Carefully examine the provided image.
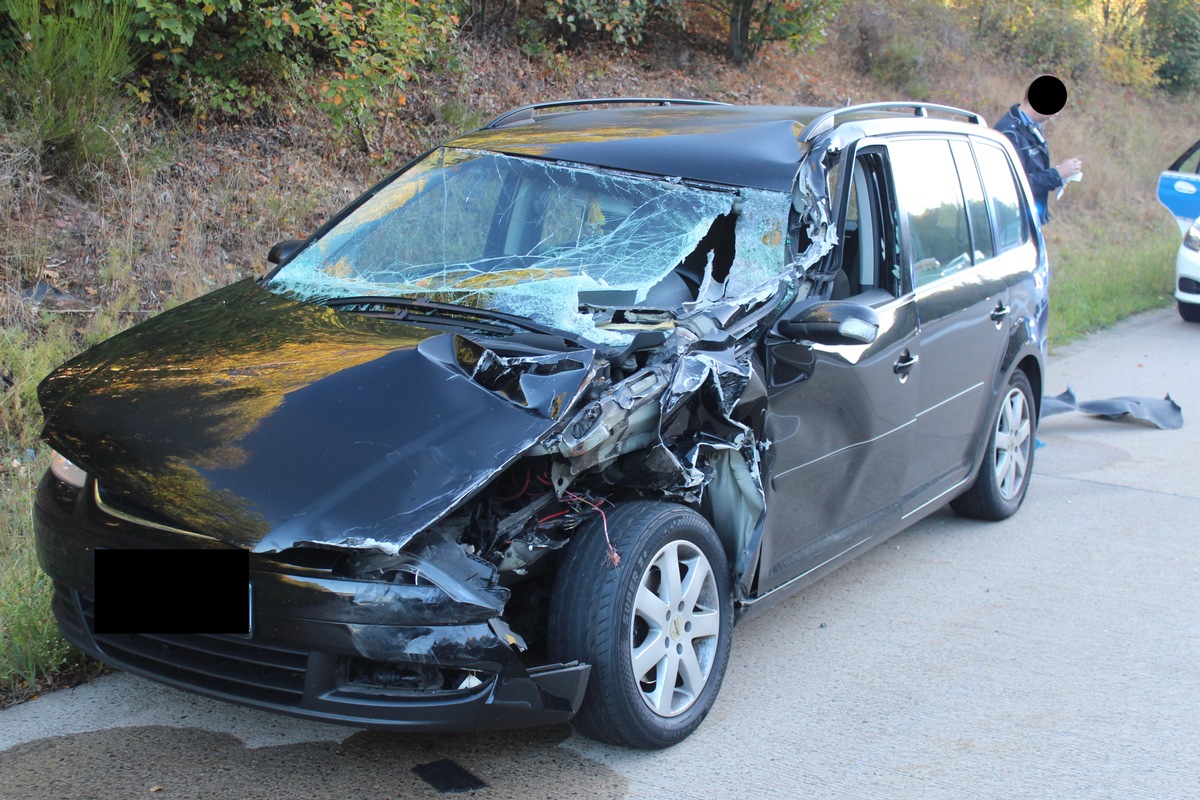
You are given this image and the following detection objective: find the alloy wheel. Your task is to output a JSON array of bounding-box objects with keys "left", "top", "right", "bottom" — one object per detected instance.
[
  {"left": 993, "top": 386, "right": 1032, "bottom": 501},
  {"left": 629, "top": 539, "right": 720, "bottom": 718}
]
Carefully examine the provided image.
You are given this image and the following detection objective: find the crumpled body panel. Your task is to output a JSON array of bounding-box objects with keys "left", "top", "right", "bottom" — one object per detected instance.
[{"left": 37, "top": 280, "right": 591, "bottom": 553}]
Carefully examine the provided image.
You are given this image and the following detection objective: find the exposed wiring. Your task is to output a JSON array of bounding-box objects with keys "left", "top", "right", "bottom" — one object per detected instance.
[
  {"left": 493, "top": 468, "right": 531, "bottom": 502},
  {"left": 567, "top": 492, "right": 620, "bottom": 567}
]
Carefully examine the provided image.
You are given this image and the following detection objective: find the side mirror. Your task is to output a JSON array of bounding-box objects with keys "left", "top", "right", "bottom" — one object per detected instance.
[
  {"left": 778, "top": 300, "right": 879, "bottom": 346},
  {"left": 267, "top": 239, "right": 305, "bottom": 265}
]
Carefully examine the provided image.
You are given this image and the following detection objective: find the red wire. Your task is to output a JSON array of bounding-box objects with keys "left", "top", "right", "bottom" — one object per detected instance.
[
  {"left": 493, "top": 468, "right": 530, "bottom": 502},
  {"left": 566, "top": 492, "right": 619, "bottom": 566}
]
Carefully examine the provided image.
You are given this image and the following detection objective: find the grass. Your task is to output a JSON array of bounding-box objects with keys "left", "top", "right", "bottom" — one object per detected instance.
[
  {"left": 1, "top": 0, "right": 1199, "bottom": 706},
  {"left": 1047, "top": 225, "right": 1179, "bottom": 345},
  {"left": 1, "top": 0, "right": 136, "bottom": 189},
  {"left": 0, "top": 321, "right": 82, "bottom": 706}
]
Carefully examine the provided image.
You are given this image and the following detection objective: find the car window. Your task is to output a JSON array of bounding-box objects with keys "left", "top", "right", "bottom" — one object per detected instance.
[
  {"left": 950, "top": 140, "right": 995, "bottom": 264},
  {"left": 974, "top": 141, "right": 1030, "bottom": 253},
  {"left": 834, "top": 150, "right": 900, "bottom": 298},
  {"left": 268, "top": 147, "right": 793, "bottom": 344},
  {"left": 888, "top": 139, "right": 972, "bottom": 288},
  {"left": 1169, "top": 139, "right": 1200, "bottom": 173}
]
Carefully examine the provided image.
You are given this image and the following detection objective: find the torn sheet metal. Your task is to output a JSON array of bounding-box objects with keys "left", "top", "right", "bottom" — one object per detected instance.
[
  {"left": 452, "top": 335, "right": 594, "bottom": 419},
  {"left": 662, "top": 354, "right": 767, "bottom": 578},
  {"left": 1042, "top": 387, "right": 1183, "bottom": 430},
  {"left": 546, "top": 162, "right": 831, "bottom": 579},
  {"left": 552, "top": 339, "right": 769, "bottom": 576}
]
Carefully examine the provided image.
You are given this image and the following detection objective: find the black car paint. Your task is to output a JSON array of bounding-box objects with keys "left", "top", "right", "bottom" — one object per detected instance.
[
  {"left": 38, "top": 279, "right": 592, "bottom": 555},
  {"left": 33, "top": 102, "right": 1047, "bottom": 734}
]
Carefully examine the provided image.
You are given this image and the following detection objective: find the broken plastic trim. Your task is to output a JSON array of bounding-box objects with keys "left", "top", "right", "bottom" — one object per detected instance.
[
  {"left": 1042, "top": 387, "right": 1183, "bottom": 430},
  {"left": 296, "top": 535, "right": 510, "bottom": 615}
]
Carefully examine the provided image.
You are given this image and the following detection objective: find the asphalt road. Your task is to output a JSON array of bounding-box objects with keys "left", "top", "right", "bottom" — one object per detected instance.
[{"left": 2, "top": 308, "right": 1197, "bottom": 800}]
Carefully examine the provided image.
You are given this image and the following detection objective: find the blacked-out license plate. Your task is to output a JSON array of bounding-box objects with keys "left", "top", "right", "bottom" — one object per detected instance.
[{"left": 93, "top": 549, "right": 250, "bottom": 635}]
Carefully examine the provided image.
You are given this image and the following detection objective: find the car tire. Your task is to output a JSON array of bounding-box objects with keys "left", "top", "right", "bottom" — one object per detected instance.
[
  {"left": 1179, "top": 300, "right": 1200, "bottom": 323},
  {"left": 951, "top": 370, "right": 1036, "bottom": 521},
  {"left": 548, "top": 500, "right": 733, "bottom": 749}
]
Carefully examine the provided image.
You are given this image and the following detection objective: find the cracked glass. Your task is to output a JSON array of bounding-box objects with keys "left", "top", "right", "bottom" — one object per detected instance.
[{"left": 269, "top": 148, "right": 792, "bottom": 343}]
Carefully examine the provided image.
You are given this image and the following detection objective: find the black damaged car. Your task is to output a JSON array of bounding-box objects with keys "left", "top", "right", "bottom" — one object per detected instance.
[{"left": 34, "top": 99, "right": 1048, "bottom": 748}]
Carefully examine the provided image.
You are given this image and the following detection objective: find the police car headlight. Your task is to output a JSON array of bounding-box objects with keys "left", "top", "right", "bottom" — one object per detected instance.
[
  {"left": 49, "top": 450, "right": 88, "bottom": 488},
  {"left": 1184, "top": 219, "right": 1200, "bottom": 252}
]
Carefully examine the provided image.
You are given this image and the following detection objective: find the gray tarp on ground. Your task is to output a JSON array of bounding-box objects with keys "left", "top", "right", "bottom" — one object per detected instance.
[{"left": 1042, "top": 387, "right": 1183, "bottom": 430}]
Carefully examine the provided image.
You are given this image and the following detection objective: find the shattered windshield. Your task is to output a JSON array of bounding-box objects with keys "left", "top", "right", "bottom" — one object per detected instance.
[{"left": 268, "top": 147, "right": 792, "bottom": 343}]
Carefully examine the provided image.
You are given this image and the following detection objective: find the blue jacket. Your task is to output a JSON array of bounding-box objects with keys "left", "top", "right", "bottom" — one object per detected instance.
[{"left": 994, "top": 104, "right": 1063, "bottom": 224}]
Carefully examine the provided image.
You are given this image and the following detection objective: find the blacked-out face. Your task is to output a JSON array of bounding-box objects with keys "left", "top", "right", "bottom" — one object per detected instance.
[{"left": 1025, "top": 74, "right": 1067, "bottom": 122}]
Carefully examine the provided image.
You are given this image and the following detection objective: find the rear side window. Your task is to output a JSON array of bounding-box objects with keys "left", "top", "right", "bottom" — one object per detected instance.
[
  {"left": 949, "top": 140, "right": 995, "bottom": 263},
  {"left": 889, "top": 139, "right": 972, "bottom": 287},
  {"left": 974, "top": 142, "right": 1030, "bottom": 253}
]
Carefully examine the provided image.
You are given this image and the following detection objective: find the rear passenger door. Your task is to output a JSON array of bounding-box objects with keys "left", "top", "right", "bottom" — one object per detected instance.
[{"left": 888, "top": 137, "right": 1012, "bottom": 512}]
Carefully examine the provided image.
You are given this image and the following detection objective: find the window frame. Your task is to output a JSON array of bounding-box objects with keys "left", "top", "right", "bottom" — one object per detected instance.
[
  {"left": 827, "top": 140, "right": 905, "bottom": 300},
  {"left": 971, "top": 137, "right": 1033, "bottom": 255},
  {"left": 948, "top": 138, "right": 996, "bottom": 266},
  {"left": 886, "top": 136, "right": 975, "bottom": 290}
]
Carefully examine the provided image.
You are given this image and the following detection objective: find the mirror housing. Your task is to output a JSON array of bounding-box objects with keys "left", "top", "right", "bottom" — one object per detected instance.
[
  {"left": 267, "top": 239, "right": 305, "bottom": 265},
  {"left": 778, "top": 300, "right": 879, "bottom": 346}
]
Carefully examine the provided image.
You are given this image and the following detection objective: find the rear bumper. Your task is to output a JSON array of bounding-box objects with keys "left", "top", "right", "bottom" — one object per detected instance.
[{"left": 35, "top": 472, "right": 589, "bottom": 732}]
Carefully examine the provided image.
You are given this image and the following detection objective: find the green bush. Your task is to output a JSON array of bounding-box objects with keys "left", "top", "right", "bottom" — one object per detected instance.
[
  {"left": 129, "top": 0, "right": 313, "bottom": 118},
  {"left": 545, "top": 0, "right": 677, "bottom": 47},
  {"left": 1096, "top": 41, "right": 1163, "bottom": 92},
  {"left": 1010, "top": 5, "right": 1095, "bottom": 80},
  {"left": 0, "top": 0, "right": 136, "bottom": 185},
  {"left": 706, "top": 0, "right": 842, "bottom": 65},
  {"left": 869, "top": 37, "right": 931, "bottom": 99},
  {"left": 311, "top": 0, "right": 460, "bottom": 157},
  {"left": 1145, "top": 0, "right": 1200, "bottom": 91},
  {"left": 128, "top": 0, "right": 461, "bottom": 150}
]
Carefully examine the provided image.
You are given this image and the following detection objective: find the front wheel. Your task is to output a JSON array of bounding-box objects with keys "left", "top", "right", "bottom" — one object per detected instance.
[
  {"left": 548, "top": 501, "right": 733, "bottom": 749},
  {"left": 1179, "top": 300, "right": 1200, "bottom": 323},
  {"left": 952, "top": 370, "right": 1036, "bottom": 521}
]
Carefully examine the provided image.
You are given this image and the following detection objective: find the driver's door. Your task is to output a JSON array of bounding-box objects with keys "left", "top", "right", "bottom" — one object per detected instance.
[{"left": 754, "top": 146, "right": 921, "bottom": 596}]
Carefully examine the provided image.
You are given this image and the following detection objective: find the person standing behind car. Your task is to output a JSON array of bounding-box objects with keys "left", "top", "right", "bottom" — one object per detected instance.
[{"left": 995, "top": 75, "right": 1082, "bottom": 224}]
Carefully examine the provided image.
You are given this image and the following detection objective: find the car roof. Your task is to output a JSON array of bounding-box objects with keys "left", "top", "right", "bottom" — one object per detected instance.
[{"left": 446, "top": 101, "right": 989, "bottom": 192}]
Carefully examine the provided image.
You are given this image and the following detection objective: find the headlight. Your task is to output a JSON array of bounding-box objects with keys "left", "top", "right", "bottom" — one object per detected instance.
[
  {"left": 1184, "top": 219, "right": 1200, "bottom": 252},
  {"left": 49, "top": 449, "right": 88, "bottom": 488}
]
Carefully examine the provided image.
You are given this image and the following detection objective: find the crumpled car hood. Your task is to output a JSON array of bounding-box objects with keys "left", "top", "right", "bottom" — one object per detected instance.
[{"left": 38, "top": 279, "right": 590, "bottom": 553}]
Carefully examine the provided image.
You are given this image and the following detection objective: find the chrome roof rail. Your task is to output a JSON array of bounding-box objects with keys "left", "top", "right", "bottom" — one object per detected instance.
[
  {"left": 799, "top": 102, "right": 987, "bottom": 143},
  {"left": 482, "top": 97, "right": 731, "bottom": 130}
]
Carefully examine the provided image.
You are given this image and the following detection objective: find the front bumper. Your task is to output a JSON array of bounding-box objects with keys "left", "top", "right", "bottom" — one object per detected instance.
[
  {"left": 34, "top": 471, "right": 589, "bottom": 731},
  {"left": 1176, "top": 241, "right": 1200, "bottom": 304}
]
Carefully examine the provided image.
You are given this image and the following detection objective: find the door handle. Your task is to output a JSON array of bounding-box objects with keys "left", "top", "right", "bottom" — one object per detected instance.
[
  {"left": 893, "top": 351, "right": 919, "bottom": 374},
  {"left": 990, "top": 303, "right": 1011, "bottom": 323}
]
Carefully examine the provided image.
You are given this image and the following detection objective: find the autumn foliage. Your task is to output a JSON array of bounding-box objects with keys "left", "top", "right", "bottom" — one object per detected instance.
[{"left": 126, "top": 0, "right": 461, "bottom": 128}]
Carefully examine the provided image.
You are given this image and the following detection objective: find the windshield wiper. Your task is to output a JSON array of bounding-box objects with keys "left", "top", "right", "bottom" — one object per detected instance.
[{"left": 324, "top": 296, "right": 582, "bottom": 343}]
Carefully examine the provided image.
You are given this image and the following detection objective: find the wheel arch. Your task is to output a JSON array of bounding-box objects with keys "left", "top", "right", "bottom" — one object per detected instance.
[
  {"left": 614, "top": 490, "right": 748, "bottom": 589},
  {"left": 1016, "top": 353, "right": 1043, "bottom": 420}
]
